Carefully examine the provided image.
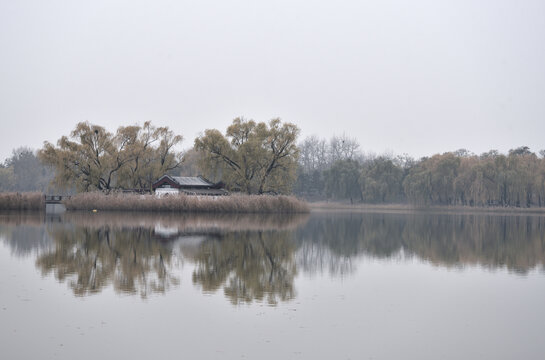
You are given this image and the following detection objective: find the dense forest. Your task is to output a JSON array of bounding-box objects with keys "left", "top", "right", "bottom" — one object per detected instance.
[
  {"left": 295, "top": 136, "right": 545, "bottom": 207},
  {"left": 1, "top": 119, "right": 545, "bottom": 207}
]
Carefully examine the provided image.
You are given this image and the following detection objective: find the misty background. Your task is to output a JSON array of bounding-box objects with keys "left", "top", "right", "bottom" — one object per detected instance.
[{"left": 1, "top": 0, "right": 544, "bottom": 160}]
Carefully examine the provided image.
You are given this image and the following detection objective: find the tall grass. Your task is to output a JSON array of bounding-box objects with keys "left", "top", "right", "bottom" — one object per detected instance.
[
  {"left": 64, "top": 192, "right": 310, "bottom": 213},
  {"left": 0, "top": 192, "right": 44, "bottom": 211},
  {"left": 62, "top": 211, "right": 309, "bottom": 231}
]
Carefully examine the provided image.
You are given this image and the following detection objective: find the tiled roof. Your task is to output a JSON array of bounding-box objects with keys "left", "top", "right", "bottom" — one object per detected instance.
[{"left": 172, "top": 176, "right": 213, "bottom": 187}]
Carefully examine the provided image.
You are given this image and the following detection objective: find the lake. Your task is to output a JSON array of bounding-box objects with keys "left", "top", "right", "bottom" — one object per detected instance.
[{"left": 1, "top": 210, "right": 545, "bottom": 359}]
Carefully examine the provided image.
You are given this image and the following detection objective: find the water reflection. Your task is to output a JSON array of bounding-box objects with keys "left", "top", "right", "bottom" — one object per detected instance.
[
  {"left": 1, "top": 211, "right": 545, "bottom": 303},
  {"left": 0, "top": 212, "right": 308, "bottom": 302},
  {"left": 191, "top": 230, "right": 297, "bottom": 305},
  {"left": 0, "top": 213, "right": 52, "bottom": 257},
  {"left": 37, "top": 226, "right": 180, "bottom": 298},
  {"left": 300, "top": 212, "right": 545, "bottom": 274}
]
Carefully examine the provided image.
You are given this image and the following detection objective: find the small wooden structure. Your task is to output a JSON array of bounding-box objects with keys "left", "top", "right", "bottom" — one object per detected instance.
[
  {"left": 152, "top": 175, "right": 228, "bottom": 196},
  {"left": 44, "top": 195, "right": 71, "bottom": 204},
  {"left": 45, "top": 195, "right": 71, "bottom": 213}
]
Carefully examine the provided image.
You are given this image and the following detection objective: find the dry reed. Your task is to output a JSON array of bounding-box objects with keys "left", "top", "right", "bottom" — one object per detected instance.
[
  {"left": 0, "top": 192, "right": 44, "bottom": 211},
  {"left": 61, "top": 211, "right": 309, "bottom": 231},
  {"left": 64, "top": 192, "right": 310, "bottom": 214}
]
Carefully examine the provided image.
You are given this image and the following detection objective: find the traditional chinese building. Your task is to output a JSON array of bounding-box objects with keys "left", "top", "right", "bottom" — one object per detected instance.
[{"left": 152, "top": 175, "right": 228, "bottom": 196}]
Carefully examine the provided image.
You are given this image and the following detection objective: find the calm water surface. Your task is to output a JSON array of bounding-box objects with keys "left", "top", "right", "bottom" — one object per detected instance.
[{"left": 1, "top": 211, "right": 545, "bottom": 359}]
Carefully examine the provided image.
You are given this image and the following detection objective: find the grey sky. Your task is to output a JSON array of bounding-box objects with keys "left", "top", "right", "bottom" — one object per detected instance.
[{"left": 1, "top": 0, "right": 544, "bottom": 160}]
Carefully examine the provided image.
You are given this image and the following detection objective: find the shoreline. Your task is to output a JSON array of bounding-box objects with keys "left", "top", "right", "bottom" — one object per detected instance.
[
  {"left": 309, "top": 201, "right": 545, "bottom": 215},
  {"left": 2, "top": 191, "right": 545, "bottom": 215}
]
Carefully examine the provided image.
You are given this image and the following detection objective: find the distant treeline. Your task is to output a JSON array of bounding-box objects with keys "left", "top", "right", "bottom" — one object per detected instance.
[
  {"left": 0, "top": 147, "right": 54, "bottom": 192},
  {"left": 2, "top": 121, "right": 545, "bottom": 208},
  {"left": 295, "top": 135, "right": 545, "bottom": 207}
]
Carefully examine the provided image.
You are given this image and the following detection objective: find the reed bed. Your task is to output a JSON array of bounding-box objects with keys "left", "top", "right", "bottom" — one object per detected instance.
[
  {"left": 62, "top": 211, "right": 309, "bottom": 231},
  {"left": 0, "top": 192, "right": 44, "bottom": 211},
  {"left": 64, "top": 192, "right": 310, "bottom": 213}
]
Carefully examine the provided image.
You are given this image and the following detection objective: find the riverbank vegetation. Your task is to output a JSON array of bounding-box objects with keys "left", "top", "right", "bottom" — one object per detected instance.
[
  {"left": 310, "top": 202, "right": 545, "bottom": 215},
  {"left": 63, "top": 192, "right": 309, "bottom": 213},
  {"left": 0, "top": 192, "right": 44, "bottom": 211},
  {"left": 2, "top": 118, "right": 545, "bottom": 209},
  {"left": 295, "top": 136, "right": 545, "bottom": 208}
]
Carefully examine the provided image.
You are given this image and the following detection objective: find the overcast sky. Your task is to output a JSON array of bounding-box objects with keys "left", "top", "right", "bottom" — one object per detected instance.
[{"left": 1, "top": 0, "right": 544, "bottom": 160}]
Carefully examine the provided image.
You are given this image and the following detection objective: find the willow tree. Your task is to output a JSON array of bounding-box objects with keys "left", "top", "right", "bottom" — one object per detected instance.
[
  {"left": 194, "top": 118, "right": 300, "bottom": 194},
  {"left": 39, "top": 121, "right": 182, "bottom": 192},
  {"left": 116, "top": 122, "right": 183, "bottom": 190},
  {"left": 360, "top": 157, "right": 404, "bottom": 203},
  {"left": 324, "top": 159, "right": 363, "bottom": 203}
]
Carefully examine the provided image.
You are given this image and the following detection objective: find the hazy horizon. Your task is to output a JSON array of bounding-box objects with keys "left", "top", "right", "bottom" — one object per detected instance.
[{"left": 1, "top": 0, "right": 544, "bottom": 160}]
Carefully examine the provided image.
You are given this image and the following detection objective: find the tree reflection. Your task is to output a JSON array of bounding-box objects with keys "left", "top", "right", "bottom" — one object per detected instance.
[
  {"left": 35, "top": 226, "right": 179, "bottom": 298},
  {"left": 191, "top": 230, "right": 297, "bottom": 305},
  {"left": 298, "top": 212, "right": 545, "bottom": 274},
  {"left": 295, "top": 241, "right": 353, "bottom": 276},
  {"left": 1, "top": 212, "right": 306, "bottom": 303},
  {"left": 2, "top": 210, "right": 545, "bottom": 303},
  {"left": 401, "top": 214, "right": 545, "bottom": 273}
]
